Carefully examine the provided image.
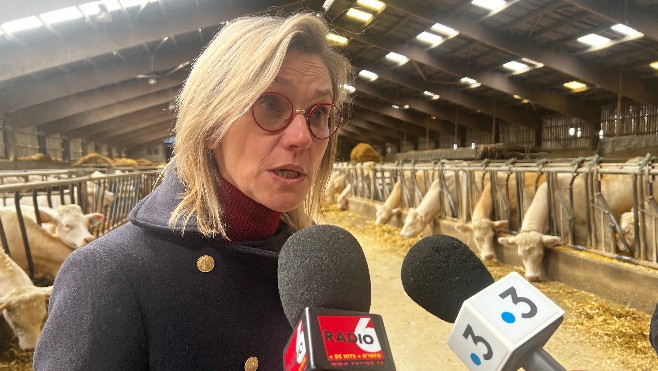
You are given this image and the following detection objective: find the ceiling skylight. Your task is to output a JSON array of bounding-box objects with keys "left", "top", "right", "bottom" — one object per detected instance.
[
  {"left": 577, "top": 34, "right": 610, "bottom": 47},
  {"left": 611, "top": 24, "right": 643, "bottom": 37},
  {"left": 343, "top": 84, "right": 356, "bottom": 93},
  {"left": 346, "top": 8, "right": 373, "bottom": 22},
  {"left": 424, "top": 91, "right": 440, "bottom": 100},
  {"left": 40, "top": 7, "right": 84, "bottom": 24},
  {"left": 356, "top": 0, "right": 386, "bottom": 11},
  {"left": 358, "top": 70, "right": 379, "bottom": 82},
  {"left": 650, "top": 61, "right": 658, "bottom": 70},
  {"left": 471, "top": 0, "right": 506, "bottom": 11},
  {"left": 563, "top": 81, "right": 588, "bottom": 92},
  {"left": 385, "top": 52, "right": 409, "bottom": 65},
  {"left": 431, "top": 23, "right": 459, "bottom": 37},
  {"left": 326, "top": 33, "right": 348, "bottom": 45},
  {"left": 1, "top": 16, "right": 43, "bottom": 33},
  {"left": 416, "top": 31, "right": 443, "bottom": 46},
  {"left": 502, "top": 61, "right": 529, "bottom": 72}
]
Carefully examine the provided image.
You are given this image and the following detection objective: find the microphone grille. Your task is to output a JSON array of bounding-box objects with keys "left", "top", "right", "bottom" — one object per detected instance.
[
  {"left": 278, "top": 224, "right": 371, "bottom": 326},
  {"left": 401, "top": 234, "right": 494, "bottom": 323}
]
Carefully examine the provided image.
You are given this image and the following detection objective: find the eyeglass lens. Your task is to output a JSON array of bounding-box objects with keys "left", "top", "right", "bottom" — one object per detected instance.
[{"left": 252, "top": 93, "right": 340, "bottom": 139}]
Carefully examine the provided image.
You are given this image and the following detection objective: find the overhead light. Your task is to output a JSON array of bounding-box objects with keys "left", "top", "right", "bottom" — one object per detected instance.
[
  {"left": 599, "top": 129, "right": 604, "bottom": 139},
  {"left": 148, "top": 76, "right": 158, "bottom": 85},
  {"left": 358, "top": 70, "right": 378, "bottom": 82},
  {"left": 1, "top": 16, "right": 43, "bottom": 33},
  {"left": 471, "top": 143, "right": 476, "bottom": 149},
  {"left": 356, "top": 0, "right": 386, "bottom": 11},
  {"left": 453, "top": 143, "right": 458, "bottom": 150},
  {"left": 385, "top": 52, "right": 409, "bottom": 65},
  {"left": 651, "top": 61, "right": 658, "bottom": 70},
  {"left": 402, "top": 104, "right": 409, "bottom": 109},
  {"left": 563, "top": 80, "right": 587, "bottom": 92},
  {"left": 416, "top": 31, "right": 443, "bottom": 46},
  {"left": 326, "top": 33, "right": 348, "bottom": 45},
  {"left": 431, "top": 23, "right": 459, "bottom": 37},
  {"left": 40, "top": 7, "right": 84, "bottom": 24},
  {"left": 471, "top": 0, "right": 506, "bottom": 11},
  {"left": 460, "top": 77, "right": 477, "bottom": 85},
  {"left": 424, "top": 91, "right": 440, "bottom": 100},
  {"left": 568, "top": 127, "right": 575, "bottom": 136},
  {"left": 346, "top": 8, "right": 373, "bottom": 22},
  {"left": 577, "top": 128, "right": 582, "bottom": 137},
  {"left": 343, "top": 84, "right": 356, "bottom": 93},
  {"left": 611, "top": 24, "right": 643, "bottom": 37},
  {"left": 391, "top": 104, "right": 400, "bottom": 109},
  {"left": 502, "top": 61, "right": 529, "bottom": 72},
  {"left": 577, "top": 33, "right": 610, "bottom": 47}
]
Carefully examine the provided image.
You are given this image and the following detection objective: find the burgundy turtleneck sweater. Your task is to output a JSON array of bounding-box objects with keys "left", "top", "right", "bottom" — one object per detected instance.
[{"left": 217, "top": 176, "right": 282, "bottom": 243}]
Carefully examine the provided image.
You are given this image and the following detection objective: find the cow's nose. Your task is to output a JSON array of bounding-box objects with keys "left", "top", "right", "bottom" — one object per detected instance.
[{"left": 83, "top": 235, "right": 96, "bottom": 244}]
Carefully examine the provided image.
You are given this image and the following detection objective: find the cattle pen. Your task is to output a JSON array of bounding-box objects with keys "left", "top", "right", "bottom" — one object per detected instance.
[
  {"left": 332, "top": 155, "right": 658, "bottom": 315},
  {"left": 0, "top": 167, "right": 161, "bottom": 282}
]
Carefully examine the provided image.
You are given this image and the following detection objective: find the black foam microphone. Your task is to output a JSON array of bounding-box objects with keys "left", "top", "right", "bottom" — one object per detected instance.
[
  {"left": 650, "top": 302, "right": 658, "bottom": 356},
  {"left": 401, "top": 234, "right": 565, "bottom": 371},
  {"left": 278, "top": 224, "right": 396, "bottom": 371}
]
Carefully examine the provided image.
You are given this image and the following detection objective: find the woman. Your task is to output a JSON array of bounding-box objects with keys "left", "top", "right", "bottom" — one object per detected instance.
[{"left": 34, "top": 12, "right": 353, "bottom": 370}]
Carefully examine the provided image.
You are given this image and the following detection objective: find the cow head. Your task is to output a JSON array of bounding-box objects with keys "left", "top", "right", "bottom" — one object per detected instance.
[
  {"left": 498, "top": 232, "right": 560, "bottom": 282},
  {"left": 336, "top": 184, "right": 352, "bottom": 210},
  {"left": 457, "top": 219, "right": 508, "bottom": 260},
  {"left": 39, "top": 205, "right": 104, "bottom": 248},
  {"left": 617, "top": 211, "right": 634, "bottom": 252},
  {"left": 401, "top": 208, "right": 428, "bottom": 238},
  {"left": 0, "top": 286, "right": 52, "bottom": 350},
  {"left": 375, "top": 205, "right": 401, "bottom": 225}
]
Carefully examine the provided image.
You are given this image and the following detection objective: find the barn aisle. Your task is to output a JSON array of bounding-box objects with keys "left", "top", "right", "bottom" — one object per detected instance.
[{"left": 319, "top": 204, "right": 658, "bottom": 371}]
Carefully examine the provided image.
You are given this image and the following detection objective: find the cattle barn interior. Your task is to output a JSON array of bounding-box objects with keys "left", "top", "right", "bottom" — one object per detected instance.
[{"left": 2, "top": 0, "right": 658, "bottom": 369}]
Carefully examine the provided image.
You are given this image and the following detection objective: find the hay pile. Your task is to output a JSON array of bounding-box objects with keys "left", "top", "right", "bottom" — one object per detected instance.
[
  {"left": 320, "top": 203, "right": 658, "bottom": 371},
  {"left": 16, "top": 153, "right": 58, "bottom": 162},
  {"left": 113, "top": 158, "right": 138, "bottom": 167},
  {"left": 135, "top": 158, "right": 156, "bottom": 166},
  {"left": 350, "top": 143, "right": 382, "bottom": 163},
  {"left": 72, "top": 153, "right": 113, "bottom": 167}
]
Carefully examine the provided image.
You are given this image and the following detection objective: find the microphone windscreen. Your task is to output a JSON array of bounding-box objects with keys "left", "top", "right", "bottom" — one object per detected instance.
[
  {"left": 401, "top": 234, "right": 494, "bottom": 323},
  {"left": 278, "top": 224, "right": 371, "bottom": 326}
]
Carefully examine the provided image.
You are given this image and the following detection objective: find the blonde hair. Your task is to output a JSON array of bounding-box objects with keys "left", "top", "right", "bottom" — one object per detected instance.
[{"left": 169, "top": 12, "right": 353, "bottom": 238}]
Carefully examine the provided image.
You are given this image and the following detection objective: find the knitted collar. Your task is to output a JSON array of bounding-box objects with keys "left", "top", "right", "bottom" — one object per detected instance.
[{"left": 217, "top": 176, "right": 282, "bottom": 243}]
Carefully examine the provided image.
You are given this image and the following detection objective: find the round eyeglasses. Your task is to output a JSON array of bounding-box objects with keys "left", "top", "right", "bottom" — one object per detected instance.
[{"left": 251, "top": 92, "right": 342, "bottom": 140}]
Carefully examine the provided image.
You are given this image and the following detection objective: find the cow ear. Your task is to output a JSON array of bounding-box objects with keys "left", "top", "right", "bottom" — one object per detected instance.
[
  {"left": 391, "top": 207, "right": 401, "bottom": 215},
  {"left": 541, "top": 235, "right": 561, "bottom": 247},
  {"left": 492, "top": 220, "right": 509, "bottom": 232},
  {"left": 38, "top": 208, "right": 58, "bottom": 224},
  {"left": 86, "top": 213, "right": 104, "bottom": 225},
  {"left": 498, "top": 236, "right": 517, "bottom": 248},
  {"left": 455, "top": 223, "right": 472, "bottom": 233},
  {"left": 0, "top": 293, "right": 12, "bottom": 311}
]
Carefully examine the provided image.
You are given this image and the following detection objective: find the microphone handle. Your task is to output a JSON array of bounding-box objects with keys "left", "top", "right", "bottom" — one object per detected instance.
[{"left": 520, "top": 348, "right": 566, "bottom": 371}]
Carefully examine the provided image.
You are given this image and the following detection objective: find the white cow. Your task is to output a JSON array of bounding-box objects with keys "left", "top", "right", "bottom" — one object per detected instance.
[
  {"left": 0, "top": 206, "right": 98, "bottom": 280},
  {"left": 499, "top": 160, "right": 636, "bottom": 281},
  {"left": 336, "top": 183, "right": 353, "bottom": 210},
  {"left": 617, "top": 210, "right": 656, "bottom": 253},
  {"left": 456, "top": 173, "right": 545, "bottom": 260},
  {"left": 400, "top": 172, "right": 458, "bottom": 238},
  {"left": 325, "top": 171, "right": 346, "bottom": 202},
  {"left": 0, "top": 248, "right": 52, "bottom": 350},
  {"left": 11, "top": 205, "right": 103, "bottom": 249},
  {"left": 375, "top": 171, "right": 428, "bottom": 225}
]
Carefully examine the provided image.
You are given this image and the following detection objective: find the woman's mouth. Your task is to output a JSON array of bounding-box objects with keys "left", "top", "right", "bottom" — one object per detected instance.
[{"left": 273, "top": 169, "right": 303, "bottom": 179}]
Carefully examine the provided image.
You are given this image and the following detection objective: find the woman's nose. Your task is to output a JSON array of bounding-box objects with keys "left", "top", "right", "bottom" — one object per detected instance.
[{"left": 282, "top": 112, "right": 313, "bottom": 149}]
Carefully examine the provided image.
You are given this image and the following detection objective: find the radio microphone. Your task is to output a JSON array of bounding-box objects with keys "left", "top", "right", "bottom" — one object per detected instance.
[
  {"left": 278, "top": 224, "right": 396, "bottom": 370},
  {"left": 401, "top": 234, "right": 565, "bottom": 371}
]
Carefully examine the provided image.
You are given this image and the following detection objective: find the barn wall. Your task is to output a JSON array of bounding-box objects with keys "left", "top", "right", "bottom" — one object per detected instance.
[{"left": 126, "top": 144, "right": 166, "bottom": 163}]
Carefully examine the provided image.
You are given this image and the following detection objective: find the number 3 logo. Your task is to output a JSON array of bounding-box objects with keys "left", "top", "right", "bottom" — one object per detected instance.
[
  {"left": 499, "top": 286, "right": 537, "bottom": 319},
  {"left": 462, "top": 324, "right": 493, "bottom": 365}
]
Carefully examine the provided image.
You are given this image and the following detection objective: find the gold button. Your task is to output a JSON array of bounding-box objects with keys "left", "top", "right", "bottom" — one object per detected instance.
[
  {"left": 196, "top": 255, "right": 214, "bottom": 272},
  {"left": 244, "top": 356, "right": 258, "bottom": 371}
]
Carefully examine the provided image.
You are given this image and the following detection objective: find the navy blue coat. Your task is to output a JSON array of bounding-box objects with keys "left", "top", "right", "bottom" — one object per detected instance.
[{"left": 34, "top": 168, "right": 294, "bottom": 370}]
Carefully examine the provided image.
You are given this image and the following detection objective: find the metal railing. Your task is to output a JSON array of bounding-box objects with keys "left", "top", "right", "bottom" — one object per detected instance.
[{"left": 333, "top": 155, "right": 658, "bottom": 270}]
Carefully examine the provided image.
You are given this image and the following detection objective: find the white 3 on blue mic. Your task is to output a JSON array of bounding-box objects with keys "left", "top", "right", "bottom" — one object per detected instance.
[{"left": 448, "top": 271, "right": 565, "bottom": 371}]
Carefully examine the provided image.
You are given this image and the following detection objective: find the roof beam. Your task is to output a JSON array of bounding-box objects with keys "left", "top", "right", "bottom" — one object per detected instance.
[
  {"left": 563, "top": 0, "right": 658, "bottom": 42},
  {"left": 1, "top": 0, "right": 88, "bottom": 24},
  {"left": 352, "top": 106, "right": 443, "bottom": 139},
  {"left": 385, "top": 0, "right": 658, "bottom": 107},
  {"left": 65, "top": 104, "right": 170, "bottom": 139},
  {"left": 88, "top": 112, "right": 173, "bottom": 142},
  {"left": 40, "top": 88, "right": 177, "bottom": 135},
  {"left": 105, "top": 121, "right": 173, "bottom": 147},
  {"left": 5, "top": 75, "right": 182, "bottom": 128},
  {"left": 1, "top": 0, "right": 281, "bottom": 82},
  {"left": 355, "top": 81, "right": 490, "bottom": 133},
  {"left": 0, "top": 46, "right": 200, "bottom": 114}
]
